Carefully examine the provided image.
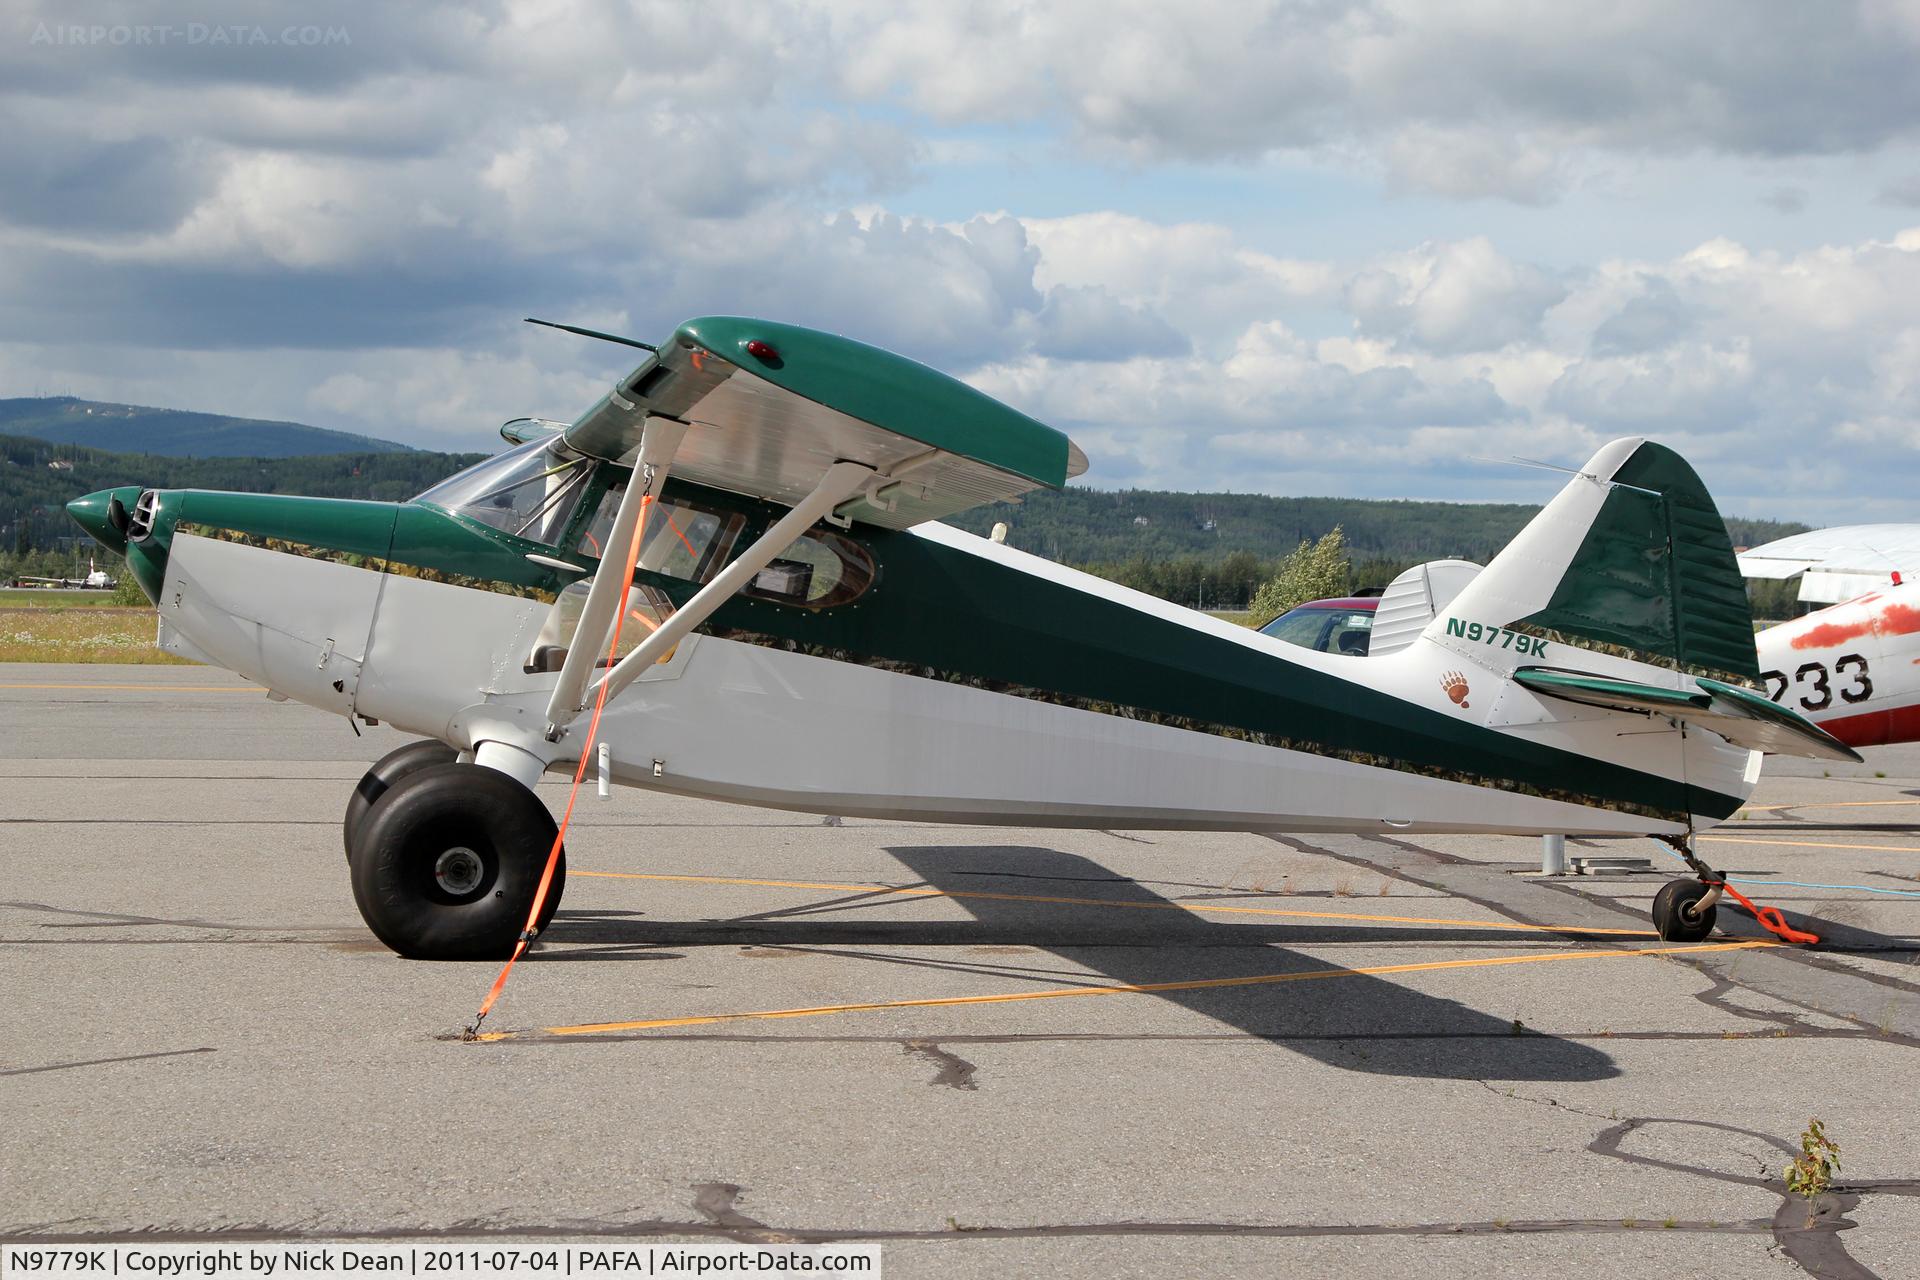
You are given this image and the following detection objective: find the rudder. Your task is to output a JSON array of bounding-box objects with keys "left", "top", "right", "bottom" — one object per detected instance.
[{"left": 1423, "top": 437, "right": 1759, "bottom": 684}]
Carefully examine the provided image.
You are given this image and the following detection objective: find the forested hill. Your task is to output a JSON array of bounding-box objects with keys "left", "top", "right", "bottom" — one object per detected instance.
[
  {"left": 1, "top": 433, "right": 485, "bottom": 557},
  {"left": 943, "top": 486, "right": 1809, "bottom": 566},
  {"left": 0, "top": 397, "right": 409, "bottom": 458}
]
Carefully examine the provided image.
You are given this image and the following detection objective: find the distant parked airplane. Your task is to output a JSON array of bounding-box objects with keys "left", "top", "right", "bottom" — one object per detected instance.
[
  {"left": 13, "top": 555, "right": 112, "bottom": 589},
  {"left": 1739, "top": 527, "right": 1920, "bottom": 749}
]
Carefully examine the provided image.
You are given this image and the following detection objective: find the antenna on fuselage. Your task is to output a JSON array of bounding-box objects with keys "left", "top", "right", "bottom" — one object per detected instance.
[{"left": 523, "top": 317, "right": 659, "bottom": 353}]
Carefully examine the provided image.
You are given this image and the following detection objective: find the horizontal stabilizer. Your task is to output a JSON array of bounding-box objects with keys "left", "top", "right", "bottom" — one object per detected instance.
[
  {"left": 1513, "top": 667, "right": 1863, "bottom": 763},
  {"left": 1369, "top": 559, "right": 1483, "bottom": 657}
]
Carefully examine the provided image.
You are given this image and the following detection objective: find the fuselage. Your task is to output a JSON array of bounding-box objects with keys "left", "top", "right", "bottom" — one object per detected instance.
[{"left": 66, "top": 440, "right": 1756, "bottom": 837}]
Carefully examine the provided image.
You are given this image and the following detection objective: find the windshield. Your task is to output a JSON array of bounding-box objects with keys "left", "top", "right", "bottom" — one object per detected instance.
[{"left": 416, "top": 437, "right": 592, "bottom": 546}]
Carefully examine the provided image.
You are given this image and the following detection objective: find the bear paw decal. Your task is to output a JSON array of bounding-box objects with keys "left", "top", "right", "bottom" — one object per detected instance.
[{"left": 1440, "top": 671, "right": 1470, "bottom": 709}]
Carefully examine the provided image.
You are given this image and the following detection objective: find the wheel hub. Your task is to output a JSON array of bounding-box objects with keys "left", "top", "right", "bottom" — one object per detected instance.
[{"left": 434, "top": 847, "right": 485, "bottom": 896}]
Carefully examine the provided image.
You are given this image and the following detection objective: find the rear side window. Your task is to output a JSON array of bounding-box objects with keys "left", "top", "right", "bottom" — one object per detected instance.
[{"left": 745, "top": 528, "right": 875, "bottom": 609}]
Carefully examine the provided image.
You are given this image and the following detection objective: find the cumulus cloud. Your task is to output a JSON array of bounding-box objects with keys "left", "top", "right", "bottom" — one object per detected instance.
[
  {"left": 1381, "top": 127, "right": 1567, "bottom": 206},
  {"left": 1345, "top": 239, "right": 1566, "bottom": 355},
  {"left": 1029, "top": 286, "right": 1188, "bottom": 362},
  {"left": 1588, "top": 278, "right": 1696, "bottom": 356}
]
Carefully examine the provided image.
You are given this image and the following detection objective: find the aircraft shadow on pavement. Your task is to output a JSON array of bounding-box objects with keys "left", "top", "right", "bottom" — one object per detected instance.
[
  {"left": 551, "top": 843, "right": 1620, "bottom": 1083},
  {"left": 891, "top": 845, "right": 1618, "bottom": 1083}
]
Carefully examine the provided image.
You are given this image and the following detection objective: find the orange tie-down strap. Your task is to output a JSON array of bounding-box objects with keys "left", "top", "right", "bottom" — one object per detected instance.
[
  {"left": 1711, "top": 879, "right": 1821, "bottom": 945},
  {"left": 464, "top": 496, "right": 654, "bottom": 1039}
]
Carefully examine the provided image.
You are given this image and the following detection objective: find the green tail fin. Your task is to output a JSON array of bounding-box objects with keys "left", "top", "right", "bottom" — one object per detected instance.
[{"left": 1517, "top": 441, "right": 1757, "bottom": 683}]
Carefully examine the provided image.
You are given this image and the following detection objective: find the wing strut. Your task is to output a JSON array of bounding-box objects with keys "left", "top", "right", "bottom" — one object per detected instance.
[
  {"left": 543, "top": 416, "right": 687, "bottom": 737},
  {"left": 585, "top": 459, "right": 878, "bottom": 711}
]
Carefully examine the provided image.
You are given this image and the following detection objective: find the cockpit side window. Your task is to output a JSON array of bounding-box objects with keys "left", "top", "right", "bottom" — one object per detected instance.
[
  {"left": 416, "top": 437, "right": 592, "bottom": 548},
  {"left": 576, "top": 483, "right": 744, "bottom": 584}
]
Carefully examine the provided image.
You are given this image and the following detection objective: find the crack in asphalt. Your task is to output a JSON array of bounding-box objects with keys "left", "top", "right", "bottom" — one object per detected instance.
[
  {"left": 1467, "top": 1077, "right": 1620, "bottom": 1124},
  {"left": 0, "top": 1048, "right": 215, "bottom": 1077}
]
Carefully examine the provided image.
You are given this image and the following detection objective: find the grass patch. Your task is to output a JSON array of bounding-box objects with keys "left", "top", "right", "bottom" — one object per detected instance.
[
  {"left": 0, "top": 588, "right": 139, "bottom": 609},
  {"left": 0, "top": 608, "right": 191, "bottom": 664}
]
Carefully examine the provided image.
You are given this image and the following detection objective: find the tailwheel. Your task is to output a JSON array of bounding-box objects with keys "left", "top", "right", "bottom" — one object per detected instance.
[
  {"left": 1652, "top": 878, "right": 1718, "bottom": 942},
  {"left": 343, "top": 738, "right": 458, "bottom": 858},
  {"left": 348, "top": 762, "right": 565, "bottom": 960}
]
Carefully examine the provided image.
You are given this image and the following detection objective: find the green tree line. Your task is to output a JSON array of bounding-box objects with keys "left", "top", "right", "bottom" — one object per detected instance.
[{"left": 0, "top": 433, "right": 484, "bottom": 576}]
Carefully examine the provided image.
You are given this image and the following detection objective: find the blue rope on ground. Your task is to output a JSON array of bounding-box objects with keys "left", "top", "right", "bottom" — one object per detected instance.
[{"left": 1654, "top": 844, "right": 1920, "bottom": 898}]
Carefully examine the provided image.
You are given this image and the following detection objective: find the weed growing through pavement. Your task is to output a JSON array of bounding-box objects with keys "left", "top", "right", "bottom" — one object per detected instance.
[{"left": 1785, "top": 1119, "right": 1841, "bottom": 1226}]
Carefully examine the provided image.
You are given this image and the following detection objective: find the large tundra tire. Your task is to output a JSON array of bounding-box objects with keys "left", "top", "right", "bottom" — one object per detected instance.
[{"left": 348, "top": 762, "right": 566, "bottom": 960}]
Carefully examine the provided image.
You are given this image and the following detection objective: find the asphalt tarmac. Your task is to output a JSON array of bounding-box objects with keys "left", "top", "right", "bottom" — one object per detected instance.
[{"left": 5, "top": 663, "right": 1920, "bottom": 1278}]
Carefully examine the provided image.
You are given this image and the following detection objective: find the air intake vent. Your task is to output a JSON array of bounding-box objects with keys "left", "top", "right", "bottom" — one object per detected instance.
[
  {"left": 127, "top": 489, "right": 159, "bottom": 542},
  {"left": 629, "top": 364, "right": 673, "bottom": 399}
]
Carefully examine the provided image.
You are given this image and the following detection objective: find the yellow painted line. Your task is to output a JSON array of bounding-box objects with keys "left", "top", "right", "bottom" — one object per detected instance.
[
  {"left": 0, "top": 682, "right": 253, "bottom": 692},
  {"left": 1701, "top": 834, "right": 1920, "bottom": 855},
  {"left": 477, "top": 940, "right": 1774, "bottom": 1040},
  {"left": 572, "top": 869, "right": 1658, "bottom": 936},
  {"left": 1739, "top": 798, "right": 1920, "bottom": 811}
]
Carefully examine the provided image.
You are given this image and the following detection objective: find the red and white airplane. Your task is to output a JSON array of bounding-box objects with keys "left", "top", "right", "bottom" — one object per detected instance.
[{"left": 1741, "top": 527, "right": 1920, "bottom": 749}]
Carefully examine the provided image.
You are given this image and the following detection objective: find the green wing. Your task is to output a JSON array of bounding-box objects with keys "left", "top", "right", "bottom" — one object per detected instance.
[{"left": 560, "top": 316, "right": 1087, "bottom": 529}]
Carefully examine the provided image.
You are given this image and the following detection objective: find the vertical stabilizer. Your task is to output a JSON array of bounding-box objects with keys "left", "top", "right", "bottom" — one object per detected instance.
[{"left": 1423, "top": 437, "right": 1758, "bottom": 683}]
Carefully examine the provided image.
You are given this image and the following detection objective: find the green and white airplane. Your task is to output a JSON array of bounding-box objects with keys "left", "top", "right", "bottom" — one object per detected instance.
[{"left": 66, "top": 317, "right": 1855, "bottom": 960}]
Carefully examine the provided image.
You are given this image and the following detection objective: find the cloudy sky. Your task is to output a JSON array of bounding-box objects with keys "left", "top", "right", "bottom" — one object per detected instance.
[{"left": 6, "top": 1, "right": 1920, "bottom": 520}]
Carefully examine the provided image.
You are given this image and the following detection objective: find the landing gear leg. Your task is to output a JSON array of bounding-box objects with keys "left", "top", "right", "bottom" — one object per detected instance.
[
  {"left": 1651, "top": 834, "right": 1721, "bottom": 943},
  {"left": 1653, "top": 833, "right": 1823, "bottom": 946}
]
